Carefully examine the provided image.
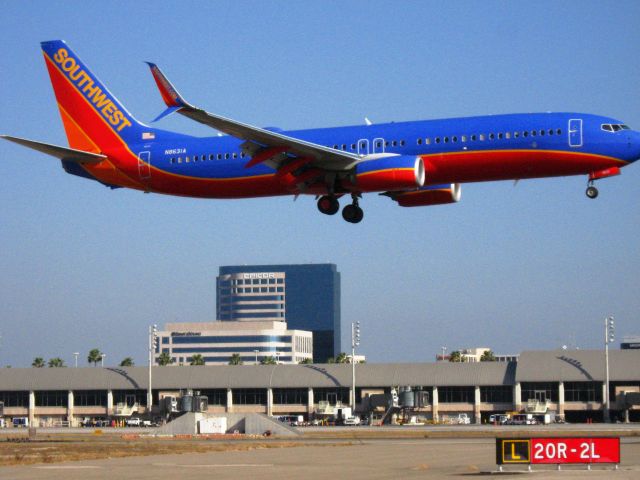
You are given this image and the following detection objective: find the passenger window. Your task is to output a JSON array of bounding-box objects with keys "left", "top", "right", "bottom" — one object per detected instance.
[
  {"left": 514, "top": 132, "right": 519, "bottom": 138},
  {"left": 417, "top": 138, "right": 422, "bottom": 145},
  {"left": 391, "top": 140, "right": 397, "bottom": 147},
  {"left": 443, "top": 137, "right": 449, "bottom": 143},
  {"left": 539, "top": 130, "right": 545, "bottom": 136},
  {"left": 435, "top": 137, "right": 441, "bottom": 144},
  {"left": 556, "top": 129, "right": 562, "bottom": 135},
  {"left": 505, "top": 132, "right": 510, "bottom": 139},
  {"left": 225, "top": 153, "right": 230, "bottom": 159},
  {"left": 177, "top": 157, "right": 182, "bottom": 163},
  {"left": 479, "top": 134, "right": 485, "bottom": 141},
  {"left": 489, "top": 133, "right": 495, "bottom": 140},
  {"left": 461, "top": 135, "right": 467, "bottom": 142},
  {"left": 400, "top": 140, "right": 405, "bottom": 146},
  {"left": 426, "top": 138, "right": 431, "bottom": 145},
  {"left": 452, "top": 136, "right": 458, "bottom": 142},
  {"left": 185, "top": 156, "right": 190, "bottom": 162},
  {"left": 548, "top": 129, "right": 553, "bottom": 136},
  {"left": 471, "top": 135, "right": 477, "bottom": 141},
  {"left": 523, "top": 131, "right": 528, "bottom": 137},
  {"left": 530, "top": 130, "right": 536, "bottom": 137}
]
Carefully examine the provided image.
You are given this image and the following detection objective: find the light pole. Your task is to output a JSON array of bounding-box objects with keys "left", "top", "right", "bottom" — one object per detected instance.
[
  {"left": 100, "top": 353, "right": 106, "bottom": 367},
  {"left": 254, "top": 349, "right": 259, "bottom": 365},
  {"left": 73, "top": 352, "right": 79, "bottom": 368},
  {"left": 148, "top": 324, "right": 158, "bottom": 413},
  {"left": 351, "top": 321, "right": 361, "bottom": 409},
  {"left": 441, "top": 346, "right": 447, "bottom": 361},
  {"left": 275, "top": 351, "right": 280, "bottom": 364},
  {"left": 604, "top": 316, "right": 614, "bottom": 423}
]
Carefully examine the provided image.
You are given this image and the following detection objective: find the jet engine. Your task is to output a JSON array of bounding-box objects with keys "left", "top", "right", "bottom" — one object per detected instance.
[{"left": 352, "top": 155, "right": 425, "bottom": 192}]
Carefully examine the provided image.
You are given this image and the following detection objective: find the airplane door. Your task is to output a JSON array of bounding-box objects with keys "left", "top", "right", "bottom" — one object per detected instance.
[
  {"left": 372, "top": 137, "right": 385, "bottom": 154},
  {"left": 568, "top": 119, "right": 583, "bottom": 147},
  {"left": 138, "top": 151, "right": 151, "bottom": 180},
  {"left": 357, "top": 139, "right": 369, "bottom": 156}
]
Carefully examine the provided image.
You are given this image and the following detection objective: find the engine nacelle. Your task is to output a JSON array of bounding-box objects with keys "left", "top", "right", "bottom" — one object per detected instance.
[
  {"left": 352, "top": 155, "right": 425, "bottom": 192},
  {"left": 388, "top": 184, "right": 462, "bottom": 207}
]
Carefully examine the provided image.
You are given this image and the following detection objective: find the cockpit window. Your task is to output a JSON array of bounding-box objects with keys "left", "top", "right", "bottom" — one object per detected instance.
[{"left": 601, "top": 123, "right": 630, "bottom": 132}]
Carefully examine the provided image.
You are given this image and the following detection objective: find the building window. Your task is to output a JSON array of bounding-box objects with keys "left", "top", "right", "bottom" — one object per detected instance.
[
  {"left": 35, "top": 391, "right": 68, "bottom": 407},
  {"left": 438, "top": 386, "right": 474, "bottom": 403},
  {"left": 521, "top": 382, "right": 558, "bottom": 402},
  {"left": 273, "top": 388, "right": 308, "bottom": 405},
  {"left": 199, "top": 389, "right": 227, "bottom": 406},
  {"left": 232, "top": 388, "right": 267, "bottom": 405},
  {"left": 74, "top": 390, "right": 107, "bottom": 407},
  {"left": 0, "top": 391, "right": 29, "bottom": 407},
  {"left": 564, "top": 382, "right": 602, "bottom": 402},
  {"left": 313, "top": 388, "right": 350, "bottom": 404},
  {"left": 480, "top": 386, "right": 513, "bottom": 403}
]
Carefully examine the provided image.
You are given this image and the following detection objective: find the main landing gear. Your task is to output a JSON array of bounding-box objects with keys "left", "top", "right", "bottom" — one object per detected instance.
[{"left": 316, "top": 194, "right": 364, "bottom": 223}]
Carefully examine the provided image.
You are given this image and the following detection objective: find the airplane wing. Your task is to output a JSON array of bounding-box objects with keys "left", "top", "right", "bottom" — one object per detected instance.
[
  {"left": 1, "top": 135, "right": 106, "bottom": 164},
  {"left": 145, "top": 63, "right": 362, "bottom": 172}
]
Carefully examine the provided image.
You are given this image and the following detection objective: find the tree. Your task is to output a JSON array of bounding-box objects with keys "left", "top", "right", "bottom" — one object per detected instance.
[
  {"left": 299, "top": 358, "right": 313, "bottom": 364},
  {"left": 119, "top": 357, "right": 134, "bottom": 367},
  {"left": 48, "top": 357, "right": 65, "bottom": 368},
  {"left": 32, "top": 357, "right": 45, "bottom": 368},
  {"left": 157, "top": 351, "right": 173, "bottom": 366},
  {"left": 480, "top": 350, "right": 496, "bottom": 362},
  {"left": 228, "top": 353, "right": 243, "bottom": 365},
  {"left": 335, "top": 352, "right": 349, "bottom": 364},
  {"left": 87, "top": 348, "right": 102, "bottom": 367},
  {"left": 449, "top": 350, "right": 464, "bottom": 362},
  {"left": 190, "top": 354, "right": 205, "bottom": 366},
  {"left": 260, "top": 356, "right": 277, "bottom": 365}
]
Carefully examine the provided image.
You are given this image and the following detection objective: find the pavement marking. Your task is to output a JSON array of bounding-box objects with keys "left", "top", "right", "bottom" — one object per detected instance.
[
  {"left": 152, "top": 463, "right": 274, "bottom": 468},
  {"left": 34, "top": 466, "right": 103, "bottom": 469}
]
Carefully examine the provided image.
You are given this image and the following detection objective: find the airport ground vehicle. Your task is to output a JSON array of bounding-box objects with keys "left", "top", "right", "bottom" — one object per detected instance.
[{"left": 343, "top": 416, "right": 361, "bottom": 426}]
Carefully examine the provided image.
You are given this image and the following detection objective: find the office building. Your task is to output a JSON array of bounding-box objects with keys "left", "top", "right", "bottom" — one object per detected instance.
[
  {"left": 217, "top": 264, "right": 341, "bottom": 362},
  {"left": 155, "top": 321, "right": 312, "bottom": 365}
]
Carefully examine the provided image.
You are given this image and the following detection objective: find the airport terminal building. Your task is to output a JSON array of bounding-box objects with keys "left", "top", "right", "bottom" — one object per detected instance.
[{"left": 0, "top": 350, "right": 638, "bottom": 427}]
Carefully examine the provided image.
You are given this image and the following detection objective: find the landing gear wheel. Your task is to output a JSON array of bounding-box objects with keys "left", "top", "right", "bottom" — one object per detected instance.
[
  {"left": 342, "top": 204, "right": 364, "bottom": 223},
  {"left": 586, "top": 185, "right": 599, "bottom": 199},
  {"left": 317, "top": 195, "right": 339, "bottom": 215}
]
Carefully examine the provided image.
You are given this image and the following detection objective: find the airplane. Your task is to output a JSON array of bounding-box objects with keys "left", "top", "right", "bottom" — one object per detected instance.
[{"left": 2, "top": 40, "right": 639, "bottom": 223}]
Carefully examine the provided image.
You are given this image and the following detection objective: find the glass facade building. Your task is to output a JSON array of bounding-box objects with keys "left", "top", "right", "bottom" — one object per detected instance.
[{"left": 218, "top": 264, "right": 341, "bottom": 362}]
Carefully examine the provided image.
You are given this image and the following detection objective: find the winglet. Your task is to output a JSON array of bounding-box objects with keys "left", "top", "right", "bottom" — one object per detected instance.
[{"left": 145, "top": 62, "right": 193, "bottom": 121}]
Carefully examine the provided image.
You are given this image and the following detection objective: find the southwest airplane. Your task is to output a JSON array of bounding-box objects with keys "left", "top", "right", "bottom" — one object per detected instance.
[{"left": 3, "top": 40, "right": 639, "bottom": 223}]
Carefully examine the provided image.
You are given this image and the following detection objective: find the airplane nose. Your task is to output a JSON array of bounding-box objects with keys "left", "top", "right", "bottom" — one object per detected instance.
[{"left": 630, "top": 132, "right": 640, "bottom": 161}]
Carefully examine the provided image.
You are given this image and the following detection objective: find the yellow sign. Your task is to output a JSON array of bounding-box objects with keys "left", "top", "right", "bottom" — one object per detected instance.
[{"left": 496, "top": 439, "right": 530, "bottom": 464}]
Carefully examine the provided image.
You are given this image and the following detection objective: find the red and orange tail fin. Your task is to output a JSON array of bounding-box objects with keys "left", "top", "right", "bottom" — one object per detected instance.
[{"left": 41, "top": 40, "right": 148, "bottom": 152}]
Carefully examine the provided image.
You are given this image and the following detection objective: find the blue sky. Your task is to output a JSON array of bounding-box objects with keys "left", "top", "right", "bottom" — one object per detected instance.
[{"left": 1, "top": 1, "right": 639, "bottom": 367}]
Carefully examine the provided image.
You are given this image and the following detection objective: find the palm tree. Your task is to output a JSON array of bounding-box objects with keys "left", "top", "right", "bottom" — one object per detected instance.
[
  {"left": 48, "top": 357, "right": 65, "bottom": 367},
  {"left": 119, "top": 357, "right": 134, "bottom": 367},
  {"left": 480, "top": 350, "right": 496, "bottom": 362},
  {"left": 190, "top": 354, "right": 205, "bottom": 366},
  {"left": 260, "top": 356, "right": 277, "bottom": 365},
  {"left": 32, "top": 357, "right": 45, "bottom": 368},
  {"left": 449, "top": 350, "right": 464, "bottom": 362},
  {"left": 87, "top": 348, "right": 102, "bottom": 366},
  {"left": 228, "top": 353, "right": 243, "bottom": 365},
  {"left": 157, "top": 351, "right": 173, "bottom": 366},
  {"left": 299, "top": 358, "right": 313, "bottom": 364}
]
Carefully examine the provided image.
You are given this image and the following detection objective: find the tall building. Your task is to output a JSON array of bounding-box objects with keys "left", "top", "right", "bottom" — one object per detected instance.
[{"left": 218, "top": 264, "right": 341, "bottom": 362}]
